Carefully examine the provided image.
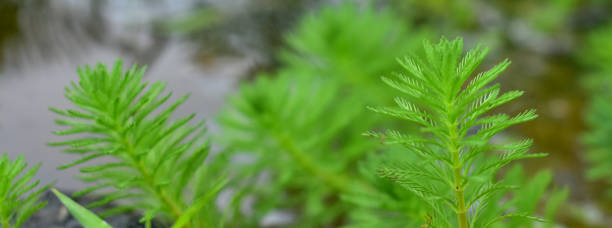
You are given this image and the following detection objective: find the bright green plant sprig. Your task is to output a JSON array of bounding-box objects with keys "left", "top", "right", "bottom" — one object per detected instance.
[
  {"left": 0, "top": 154, "right": 49, "bottom": 228},
  {"left": 49, "top": 60, "right": 227, "bottom": 227},
  {"left": 367, "top": 37, "right": 546, "bottom": 227}
]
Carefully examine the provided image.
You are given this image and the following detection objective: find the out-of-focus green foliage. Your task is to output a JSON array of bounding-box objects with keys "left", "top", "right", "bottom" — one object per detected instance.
[
  {"left": 367, "top": 37, "right": 547, "bottom": 227},
  {"left": 216, "top": 2, "right": 429, "bottom": 226},
  {"left": 218, "top": 72, "right": 381, "bottom": 226},
  {"left": 492, "top": 0, "right": 577, "bottom": 33},
  {"left": 485, "top": 165, "right": 569, "bottom": 228},
  {"left": 581, "top": 24, "right": 612, "bottom": 198},
  {"left": 161, "top": 7, "right": 221, "bottom": 35},
  {"left": 581, "top": 24, "right": 612, "bottom": 90},
  {"left": 391, "top": 0, "right": 477, "bottom": 29},
  {"left": 0, "top": 154, "right": 49, "bottom": 228},
  {"left": 525, "top": 0, "right": 577, "bottom": 33},
  {"left": 583, "top": 91, "right": 612, "bottom": 198},
  {"left": 280, "top": 1, "right": 429, "bottom": 105},
  {"left": 49, "top": 60, "right": 227, "bottom": 227},
  {"left": 342, "top": 145, "right": 428, "bottom": 227},
  {"left": 391, "top": 0, "right": 577, "bottom": 36}
]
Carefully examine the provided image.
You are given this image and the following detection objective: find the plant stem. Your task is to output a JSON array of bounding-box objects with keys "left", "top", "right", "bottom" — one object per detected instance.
[
  {"left": 137, "top": 161, "right": 185, "bottom": 219},
  {"left": 119, "top": 133, "right": 190, "bottom": 228},
  {"left": 447, "top": 103, "right": 469, "bottom": 228},
  {"left": 275, "top": 133, "right": 351, "bottom": 192},
  {"left": 273, "top": 132, "right": 381, "bottom": 199},
  {"left": 453, "top": 154, "right": 468, "bottom": 228}
]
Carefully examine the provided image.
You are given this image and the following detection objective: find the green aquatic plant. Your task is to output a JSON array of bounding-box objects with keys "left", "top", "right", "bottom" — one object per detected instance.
[
  {"left": 581, "top": 24, "right": 612, "bottom": 76},
  {"left": 216, "top": 2, "right": 429, "bottom": 226},
  {"left": 280, "top": 1, "right": 427, "bottom": 104},
  {"left": 525, "top": 0, "right": 577, "bottom": 33},
  {"left": 367, "top": 37, "right": 548, "bottom": 227},
  {"left": 217, "top": 71, "right": 380, "bottom": 227},
  {"left": 389, "top": 0, "right": 477, "bottom": 29},
  {"left": 484, "top": 165, "right": 569, "bottom": 228},
  {"left": 581, "top": 24, "right": 612, "bottom": 199},
  {"left": 342, "top": 145, "right": 429, "bottom": 227},
  {"left": 0, "top": 154, "right": 49, "bottom": 228},
  {"left": 49, "top": 60, "right": 227, "bottom": 227},
  {"left": 583, "top": 86, "right": 612, "bottom": 198},
  {"left": 346, "top": 151, "right": 567, "bottom": 228}
]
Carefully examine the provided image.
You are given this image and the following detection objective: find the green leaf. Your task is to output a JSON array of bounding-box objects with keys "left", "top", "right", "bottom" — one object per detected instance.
[{"left": 51, "top": 188, "right": 112, "bottom": 228}]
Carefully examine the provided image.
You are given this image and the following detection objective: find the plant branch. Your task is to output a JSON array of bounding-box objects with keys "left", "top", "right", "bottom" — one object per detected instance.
[
  {"left": 118, "top": 128, "right": 189, "bottom": 227},
  {"left": 447, "top": 103, "right": 469, "bottom": 228},
  {"left": 274, "top": 132, "right": 351, "bottom": 193}
]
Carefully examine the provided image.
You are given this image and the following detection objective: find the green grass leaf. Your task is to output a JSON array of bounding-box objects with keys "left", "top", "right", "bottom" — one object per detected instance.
[{"left": 51, "top": 188, "right": 112, "bottom": 228}]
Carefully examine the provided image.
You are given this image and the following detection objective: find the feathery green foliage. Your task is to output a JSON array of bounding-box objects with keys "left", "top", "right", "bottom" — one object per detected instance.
[
  {"left": 0, "top": 154, "right": 48, "bottom": 228},
  {"left": 481, "top": 165, "right": 569, "bottom": 228},
  {"left": 367, "top": 37, "right": 546, "bottom": 227},
  {"left": 346, "top": 152, "right": 567, "bottom": 228},
  {"left": 49, "top": 60, "right": 227, "bottom": 227},
  {"left": 581, "top": 23, "right": 612, "bottom": 198}
]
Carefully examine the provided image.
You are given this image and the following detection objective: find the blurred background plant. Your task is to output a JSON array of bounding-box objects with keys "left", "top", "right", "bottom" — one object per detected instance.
[
  {"left": 278, "top": 2, "right": 429, "bottom": 105},
  {"left": 1, "top": 0, "right": 612, "bottom": 227},
  {"left": 580, "top": 17, "right": 612, "bottom": 220},
  {"left": 215, "top": 3, "right": 431, "bottom": 227}
]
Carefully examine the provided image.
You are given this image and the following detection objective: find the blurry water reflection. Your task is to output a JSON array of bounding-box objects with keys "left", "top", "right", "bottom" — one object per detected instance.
[{"left": 0, "top": 0, "right": 253, "bottom": 189}]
